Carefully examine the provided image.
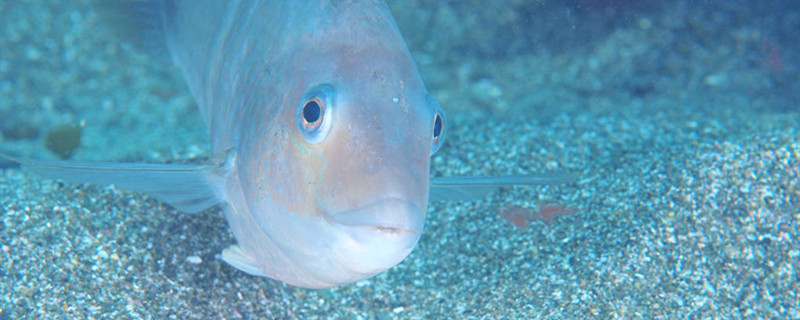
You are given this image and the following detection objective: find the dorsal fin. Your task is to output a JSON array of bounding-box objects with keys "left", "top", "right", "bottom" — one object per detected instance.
[{"left": 93, "top": 0, "right": 171, "bottom": 56}]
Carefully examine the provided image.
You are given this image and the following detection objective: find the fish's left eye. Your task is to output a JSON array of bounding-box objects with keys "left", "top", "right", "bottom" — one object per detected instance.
[
  {"left": 432, "top": 113, "right": 443, "bottom": 142},
  {"left": 297, "top": 84, "right": 334, "bottom": 144},
  {"left": 428, "top": 95, "right": 446, "bottom": 155}
]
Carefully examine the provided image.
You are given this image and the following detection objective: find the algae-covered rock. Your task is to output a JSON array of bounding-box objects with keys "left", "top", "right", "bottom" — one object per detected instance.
[{"left": 44, "top": 124, "right": 82, "bottom": 159}]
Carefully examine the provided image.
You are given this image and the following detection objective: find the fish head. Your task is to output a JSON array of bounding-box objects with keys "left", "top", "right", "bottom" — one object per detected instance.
[{"left": 237, "top": 18, "right": 447, "bottom": 288}]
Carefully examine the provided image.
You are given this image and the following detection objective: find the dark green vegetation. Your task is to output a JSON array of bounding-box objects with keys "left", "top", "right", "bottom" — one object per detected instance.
[{"left": 44, "top": 124, "right": 82, "bottom": 159}]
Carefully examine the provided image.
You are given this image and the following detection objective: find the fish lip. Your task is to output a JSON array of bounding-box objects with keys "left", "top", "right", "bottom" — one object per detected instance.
[{"left": 322, "top": 198, "right": 424, "bottom": 235}]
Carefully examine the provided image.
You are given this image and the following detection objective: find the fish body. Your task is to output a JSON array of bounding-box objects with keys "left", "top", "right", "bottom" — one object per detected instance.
[
  {"left": 6, "top": 0, "right": 574, "bottom": 288},
  {"left": 165, "top": 0, "right": 441, "bottom": 288}
]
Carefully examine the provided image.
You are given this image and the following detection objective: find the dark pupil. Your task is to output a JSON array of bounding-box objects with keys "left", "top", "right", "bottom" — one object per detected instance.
[
  {"left": 303, "top": 100, "right": 321, "bottom": 124},
  {"left": 433, "top": 114, "right": 443, "bottom": 138}
]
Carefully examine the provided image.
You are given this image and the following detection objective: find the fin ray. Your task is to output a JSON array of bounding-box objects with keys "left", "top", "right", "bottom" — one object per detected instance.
[
  {"left": 93, "top": 0, "right": 171, "bottom": 57},
  {"left": 429, "top": 173, "right": 577, "bottom": 201},
  {"left": 221, "top": 245, "right": 267, "bottom": 277},
  {"left": 3, "top": 154, "right": 230, "bottom": 213}
]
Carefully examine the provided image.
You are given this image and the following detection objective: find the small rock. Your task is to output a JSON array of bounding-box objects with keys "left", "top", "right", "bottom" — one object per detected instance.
[
  {"left": 703, "top": 73, "right": 728, "bottom": 87},
  {"left": 355, "top": 279, "right": 371, "bottom": 287},
  {"left": 186, "top": 255, "right": 202, "bottom": 264}
]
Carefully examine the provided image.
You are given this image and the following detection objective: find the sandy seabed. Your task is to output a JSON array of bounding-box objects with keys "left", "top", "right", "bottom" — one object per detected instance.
[{"left": 1, "top": 0, "right": 798, "bottom": 319}]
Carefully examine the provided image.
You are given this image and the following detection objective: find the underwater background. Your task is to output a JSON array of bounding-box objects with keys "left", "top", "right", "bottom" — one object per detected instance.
[{"left": 1, "top": 0, "right": 798, "bottom": 318}]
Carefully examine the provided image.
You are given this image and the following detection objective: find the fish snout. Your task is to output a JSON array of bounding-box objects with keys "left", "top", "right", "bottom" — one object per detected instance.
[
  {"left": 323, "top": 198, "right": 424, "bottom": 236},
  {"left": 321, "top": 196, "right": 425, "bottom": 275}
]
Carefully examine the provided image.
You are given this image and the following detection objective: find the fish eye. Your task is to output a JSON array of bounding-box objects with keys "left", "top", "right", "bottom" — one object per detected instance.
[
  {"left": 432, "top": 113, "right": 443, "bottom": 142},
  {"left": 297, "top": 84, "right": 334, "bottom": 144},
  {"left": 302, "top": 98, "right": 322, "bottom": 127},
  {"left": 427, "top": 95, "right": 446, "bottom": 155}
]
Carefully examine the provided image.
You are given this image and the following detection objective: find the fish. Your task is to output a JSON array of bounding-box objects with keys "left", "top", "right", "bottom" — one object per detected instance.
[{"left": 4, "top": 0, "right": 575, "bottom": 288}]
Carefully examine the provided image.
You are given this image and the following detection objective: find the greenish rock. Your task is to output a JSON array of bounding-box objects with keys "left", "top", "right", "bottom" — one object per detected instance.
[{"left": 44, "top": 124, "right": 82, "bottom": 159}]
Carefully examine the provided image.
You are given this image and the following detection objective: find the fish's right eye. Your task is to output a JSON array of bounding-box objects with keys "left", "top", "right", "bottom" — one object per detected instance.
[
  {"left": 302, "top": 98, "right": 323, "bottom": 129},
  {"left": 297, "top": 84, "right": 334, "bottom": 144}
]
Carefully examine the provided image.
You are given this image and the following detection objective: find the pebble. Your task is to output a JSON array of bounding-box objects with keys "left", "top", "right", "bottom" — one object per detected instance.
[{"left": 186, "top": 255, "right": 202, "bottom": 264}]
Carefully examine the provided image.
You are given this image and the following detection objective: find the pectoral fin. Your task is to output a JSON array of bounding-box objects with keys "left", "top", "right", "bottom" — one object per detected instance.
[
  {"left": 2, "top": 152, "right": 234, "bottom": 213},
  {"left": 221, "top": 245, "right": 267, "bottom": 277},
  {"left": 429, "top": 173, "right": 577, "bottom": 201}
]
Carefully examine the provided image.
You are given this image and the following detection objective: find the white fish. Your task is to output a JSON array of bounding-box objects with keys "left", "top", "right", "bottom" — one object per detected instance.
[{"left": 6, "top": 0, "right": 574, "bottom": 288}]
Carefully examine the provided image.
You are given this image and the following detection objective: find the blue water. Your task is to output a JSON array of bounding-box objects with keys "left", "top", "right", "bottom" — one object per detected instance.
[{"left": 1, "top": 0, "right": 797, "bottom": 318}]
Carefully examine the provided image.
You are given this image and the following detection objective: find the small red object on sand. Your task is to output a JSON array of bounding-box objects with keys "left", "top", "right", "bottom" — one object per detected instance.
[{"left": 498, "top": 204, "right": 574, "bottom": 230}]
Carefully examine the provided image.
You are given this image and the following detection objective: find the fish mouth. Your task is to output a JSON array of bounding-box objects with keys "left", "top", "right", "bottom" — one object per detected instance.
[{"left": 322, "top": 198, "right": 424, "bottom": 235}]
